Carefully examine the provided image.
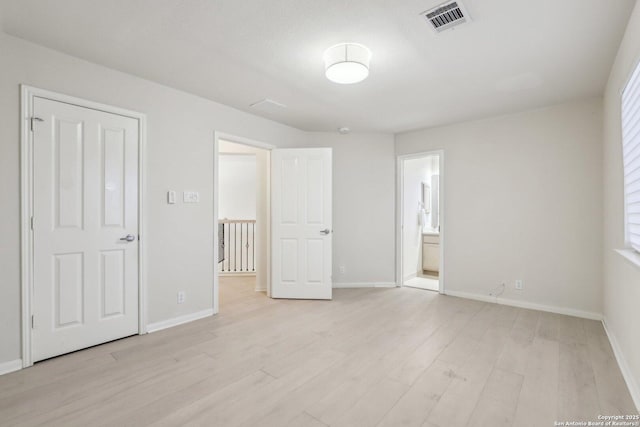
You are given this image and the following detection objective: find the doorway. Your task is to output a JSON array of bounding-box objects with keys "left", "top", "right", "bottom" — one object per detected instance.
[
  {"left": 216, "top": 139, "right": 271, "bottom": 309},
  {"left": 213, "top": 135, "right": 334, "bottom": 312},
  {"left": 397, "top": 151, "right": 444, "bottom": 293}
]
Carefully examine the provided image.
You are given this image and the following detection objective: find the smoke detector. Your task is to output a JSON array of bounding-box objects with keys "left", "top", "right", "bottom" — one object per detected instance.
[{"left": 420, "top": 1, "right": 471, "bottom": 33}]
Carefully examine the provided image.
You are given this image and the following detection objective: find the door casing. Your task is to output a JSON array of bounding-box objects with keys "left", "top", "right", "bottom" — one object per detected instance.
[{"left": 20, "top": 85, "right": 148, "bottom": 368}]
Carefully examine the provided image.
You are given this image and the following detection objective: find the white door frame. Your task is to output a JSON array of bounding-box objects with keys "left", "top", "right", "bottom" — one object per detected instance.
[
  {"left": 20, "top": 85, "right": 148, "bottom": 368},
  {"left": 213, "top": 132, "right": 274, "bottom": 313},
  {"left": 396, "top": 150, "right": 446, "bottom": 294}
]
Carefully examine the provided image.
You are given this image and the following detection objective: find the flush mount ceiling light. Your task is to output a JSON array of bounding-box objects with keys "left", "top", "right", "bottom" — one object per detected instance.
[{"left": 324, "top": 43, "right": 371, "bottom": 84}]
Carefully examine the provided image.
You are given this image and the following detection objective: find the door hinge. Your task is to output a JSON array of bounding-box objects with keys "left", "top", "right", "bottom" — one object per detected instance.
[
  {"left": 31, "top": 315, "right": 35, "bottom": 329},
  {"left": 30, "top": 216, "right": 34, "bottom": 230},
  {"left": 29, "top": 117, "right": 44, "bottom": 132}
]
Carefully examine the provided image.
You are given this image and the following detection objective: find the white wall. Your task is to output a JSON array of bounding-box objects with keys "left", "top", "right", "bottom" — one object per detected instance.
[
  {"left": 308, "top": 133, "right": 396, "bottom": 286},
  {"left": 218, "top": 154, "right": 257, "bottom": 220},
  {"left": 396, "top": 98, "right": 604, "bottom": 318},
  {"left": 0, "top": 32, "right": 309, "bottom": 365},
  {"left": 602, "top": 0, "right": 640, "bottom": 408}
]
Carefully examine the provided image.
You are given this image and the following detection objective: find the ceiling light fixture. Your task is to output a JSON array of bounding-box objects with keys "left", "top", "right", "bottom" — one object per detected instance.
[{"left": 324, "top": 43, "right": 371, "bottom": 84}]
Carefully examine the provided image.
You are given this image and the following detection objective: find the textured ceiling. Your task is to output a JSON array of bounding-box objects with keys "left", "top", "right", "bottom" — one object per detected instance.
[{"left": 0, "top": 0, "right": 635, "bottom": 132}]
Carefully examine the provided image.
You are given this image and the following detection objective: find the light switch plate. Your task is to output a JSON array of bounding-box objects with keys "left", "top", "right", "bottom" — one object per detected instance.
[
  {"left": 167, "top": 190, "right": 176, "bottom": 204},
  {"left": 183, "top": 191, "right": 200, "bottom": 203}
]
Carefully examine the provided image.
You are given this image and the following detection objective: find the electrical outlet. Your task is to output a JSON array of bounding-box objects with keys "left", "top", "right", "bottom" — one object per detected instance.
[
  {"left": 515, "top": 280, "right": 523, "bottom": 290},
  {"left": 490, "top": 282, "right": 505, "bottom": 297},
  {"left": 177, "top": 291, "right": 186, "bottom": 304},
  {"left": 338, "top": 265, "right": 346, "bottom": 275}
]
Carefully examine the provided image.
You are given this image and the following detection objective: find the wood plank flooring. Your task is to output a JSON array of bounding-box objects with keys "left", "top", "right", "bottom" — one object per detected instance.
[{"left": 0, "top": 276, "right": 636, "bottom": 426}]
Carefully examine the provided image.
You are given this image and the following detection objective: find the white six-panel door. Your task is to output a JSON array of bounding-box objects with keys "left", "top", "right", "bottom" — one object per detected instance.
[
  {"left": 32, "top": 97, "right": 139, "bottom": 362},
  {"left": 271, "top": 148, "right": 332, "bottom": 299}
]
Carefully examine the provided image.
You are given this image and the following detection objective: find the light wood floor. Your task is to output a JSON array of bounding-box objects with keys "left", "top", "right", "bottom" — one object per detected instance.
[{"left": 0, "top": 276, "right": 636, "bottom": 426}]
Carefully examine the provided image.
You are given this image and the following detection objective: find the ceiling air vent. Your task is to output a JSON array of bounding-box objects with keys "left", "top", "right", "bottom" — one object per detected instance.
[
  {"left": 249, "top": 98, "right": 286, "bottom": 111},
  {"left": 421, "top": 1, "right": 471, "bottom": 33}
]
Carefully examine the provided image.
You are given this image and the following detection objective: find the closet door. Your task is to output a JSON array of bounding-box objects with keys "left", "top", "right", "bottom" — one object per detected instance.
[{"left": 32, "top": 96, "right": 140, "bottom": 361}]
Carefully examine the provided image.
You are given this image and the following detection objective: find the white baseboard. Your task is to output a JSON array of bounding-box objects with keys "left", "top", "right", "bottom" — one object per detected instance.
[
  {"left": 147, "top": 309, "right": 214, "bottom": 333},
  {"left": 444, "top": 290, "right": 603, "bottom": 321},
  {"left": 603, "top": 317, "right": 640, "bottom": 412},
  {"left": 0, "top": 359, "right": 23, "bottom": 376},
  {"left": 332, "top": 282, "right": 398, "bottom": 289}
]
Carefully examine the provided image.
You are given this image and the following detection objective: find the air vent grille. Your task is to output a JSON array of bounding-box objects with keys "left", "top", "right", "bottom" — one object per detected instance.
[
  {"left": 421, "top": 1, "right": 470, "bottom": 32},
  {"left": 249, "top": 98, "right": 286, "bottom": 111}
]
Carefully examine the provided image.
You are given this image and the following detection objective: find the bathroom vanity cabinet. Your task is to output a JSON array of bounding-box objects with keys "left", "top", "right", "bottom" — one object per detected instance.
[{"left": 422, "top": 233, "right": 440, "bottom": 273}]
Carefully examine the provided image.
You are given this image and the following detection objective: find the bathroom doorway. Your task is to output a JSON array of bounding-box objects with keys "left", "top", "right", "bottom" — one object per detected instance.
[{"left": 397, "top": 151, "right": 444, "bottom": 293}]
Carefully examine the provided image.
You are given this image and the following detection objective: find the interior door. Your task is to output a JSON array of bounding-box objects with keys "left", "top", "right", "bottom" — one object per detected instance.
[
  {"left": 32, "top": 96, "right": 140, "bottom": 362},
  {"left": 271, "top": 148, "right": 332, "bottom": 299}
]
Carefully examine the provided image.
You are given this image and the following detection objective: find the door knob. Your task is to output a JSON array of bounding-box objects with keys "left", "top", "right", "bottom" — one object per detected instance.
[
  {"left": 320, "top": 229, "right": 331, "bottom": 235},
  {"left": 120, "top": 234, "right": 136, "bottom": 242}
]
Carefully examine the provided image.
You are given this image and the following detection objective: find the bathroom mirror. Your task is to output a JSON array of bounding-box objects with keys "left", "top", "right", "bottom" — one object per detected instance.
[{"left": 422, "top": 182, "right": 431, "bottom": 213}]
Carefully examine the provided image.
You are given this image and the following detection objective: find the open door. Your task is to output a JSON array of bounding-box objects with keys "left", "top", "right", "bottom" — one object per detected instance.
[{"left": 271, "top": 148, "right": 332, "bottom": 299}]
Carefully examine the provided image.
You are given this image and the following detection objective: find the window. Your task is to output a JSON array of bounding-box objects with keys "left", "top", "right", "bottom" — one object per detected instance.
[{"left": 622, "top": 60, "right": 640, "bottom": 253}]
